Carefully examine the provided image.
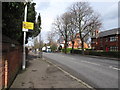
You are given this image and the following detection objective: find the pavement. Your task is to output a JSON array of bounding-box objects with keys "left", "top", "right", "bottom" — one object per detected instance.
[{"left": 10, "top": 51, "right": 91, "bottom": 89}]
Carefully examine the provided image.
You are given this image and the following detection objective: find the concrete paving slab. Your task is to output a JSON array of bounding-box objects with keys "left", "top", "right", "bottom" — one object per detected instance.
[{"left": 10, "top": 52, "right": 90, "bottom": 89}]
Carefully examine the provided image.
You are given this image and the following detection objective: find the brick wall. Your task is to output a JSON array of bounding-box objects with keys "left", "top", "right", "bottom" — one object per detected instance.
[
  {"left": 118, "top": 35, "right": 120, "bottom": 51},
  {"left": 1, "top": 35, "right": 23, "bottom": 89},
  {"left": 0, "top": 46, "right": 2, "bottom": 90}
]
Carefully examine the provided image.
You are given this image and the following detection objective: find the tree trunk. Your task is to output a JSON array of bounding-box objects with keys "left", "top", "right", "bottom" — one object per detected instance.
[
  {"left": 71, "top": 41, "right": 75, "bottom": 54},
  {"left": 64, "top": 29, "right": 68, "bottom": 54},
  {"left": 81, "top": 40, "right": 84, "bottom": 55},
  {"left": 64, "top": 41, "right": 67, "bottom": 54}
]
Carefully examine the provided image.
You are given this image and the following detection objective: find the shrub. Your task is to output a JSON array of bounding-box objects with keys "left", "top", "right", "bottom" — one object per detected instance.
[
  {"left": 62, "top": 48, "right": 72, "bottom": 53},
  {"left": 51, "top": 44, "right": 57, "bottom": 52},
  {"left": 70, "top": 49, "right": 82, "bottom": 54}
]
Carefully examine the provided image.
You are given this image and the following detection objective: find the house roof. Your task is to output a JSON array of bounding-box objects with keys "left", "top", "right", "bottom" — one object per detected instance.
[{"left": 92, "top": 28, "right": 120, "bottom": 38}]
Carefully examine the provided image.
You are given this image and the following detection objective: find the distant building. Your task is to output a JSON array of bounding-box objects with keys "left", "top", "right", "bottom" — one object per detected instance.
[
  {"left": 57, "top": 33, "right": 88, "bottom": 49},
  {"left": 91, "top": 28, "right": 120, "bottom": 51},
  {"left": 68, "top": 33, "right": 88, "bottom": 49}
]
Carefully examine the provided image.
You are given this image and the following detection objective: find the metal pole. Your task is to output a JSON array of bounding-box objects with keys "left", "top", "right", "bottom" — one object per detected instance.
[
  {"left": 22, "top": 3, "right": 27, "bottom": 70},
  {"left": 39, "top": 33, "right": 42, "bottom": 58}
]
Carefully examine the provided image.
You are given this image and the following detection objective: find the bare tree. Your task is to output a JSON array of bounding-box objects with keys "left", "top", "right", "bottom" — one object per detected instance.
[
  {"left": 53, "top": 12, "right": 71, "bottom": 54},
  {"left": 34, "top": 38, "right": 40, "bottom": 52},
  {"left": 47, "top": 31, "right": 58, "bottom": 52},
  {"left": 67, "top": 12, "right": 78, "bottom": 53},
  {"left": 69, "top": 2, "right": 102, "bottom": 54},
  {"left": 47, "top": 31, "right": 55, "bottom": 46}
]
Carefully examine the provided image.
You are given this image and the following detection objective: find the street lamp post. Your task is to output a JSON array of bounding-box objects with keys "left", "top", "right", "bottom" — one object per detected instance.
[
  {"left": 22, "top": 1, "right": 28, "bottom": 70},
  {"left": 37, "top": 13, "right": 42, "bottom": 58},
  {"left": 39, "top": 33, "right": 42, "bottom": 58}
]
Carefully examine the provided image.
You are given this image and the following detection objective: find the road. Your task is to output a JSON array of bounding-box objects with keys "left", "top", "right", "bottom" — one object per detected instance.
[{"left": 43, "top": 52, "right": 119, "bottom": 89}]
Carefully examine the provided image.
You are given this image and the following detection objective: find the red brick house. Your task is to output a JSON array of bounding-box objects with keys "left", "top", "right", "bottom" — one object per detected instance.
[
  {"left": 91, "top": 28, "right": 120, "bottom": 51},
  {"left": 68, "top": 33, "right": 88, "bottom": 49}
]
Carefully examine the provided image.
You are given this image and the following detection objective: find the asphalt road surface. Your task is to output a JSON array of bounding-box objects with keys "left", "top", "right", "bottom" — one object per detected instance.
[{"left": 43, "top": 52, "right": 119, "bottom": 89}]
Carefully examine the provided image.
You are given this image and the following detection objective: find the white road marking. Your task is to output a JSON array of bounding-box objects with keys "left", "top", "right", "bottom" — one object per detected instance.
[
  {"left": 109, "top": 66, "right": 120, "bottom": 71},
  {"left": 81, "top": 61, "right": 101, "bottom": 66}
]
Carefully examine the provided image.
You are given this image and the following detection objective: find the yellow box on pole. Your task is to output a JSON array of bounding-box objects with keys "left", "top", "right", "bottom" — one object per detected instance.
[{"left": 23, "top": 22, "right": 34, "bottom": 30}]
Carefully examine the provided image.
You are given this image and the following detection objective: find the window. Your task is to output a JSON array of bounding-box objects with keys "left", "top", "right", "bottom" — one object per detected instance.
[
  {"left": 91, "top": 39, "right": 95, "bottom": 43},
  {"left": 106, "top": 38, "right": 108, "bottom": 42},
  {"left": 110, "top": 36, "right": 118, "bottom": 42},
  {"left": 110, "top": 46, "right": 118, "bottom": 51},
  {"left": 100, "top": 38, "right": 102, "bottom": 46}
]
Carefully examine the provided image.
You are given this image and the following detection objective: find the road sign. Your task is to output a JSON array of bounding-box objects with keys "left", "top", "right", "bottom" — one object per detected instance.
[{"left": 23, "top": 22, "right": 34, "bottom": 30}]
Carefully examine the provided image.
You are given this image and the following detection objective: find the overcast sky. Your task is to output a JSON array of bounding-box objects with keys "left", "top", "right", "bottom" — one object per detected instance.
[{"left": 28, "top": 0, "right": 119, "bottom": 45}]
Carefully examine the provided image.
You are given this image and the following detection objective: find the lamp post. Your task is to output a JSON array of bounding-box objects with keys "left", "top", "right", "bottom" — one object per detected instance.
[
  {"left": 22, "top": 0, "right": 28, "bottom": 70},
  {"left": 39, "top": 32, "right": 42, "bottom": 58},
  {"left": 37, "top": 13, "right": 42, "bottom": 58}
]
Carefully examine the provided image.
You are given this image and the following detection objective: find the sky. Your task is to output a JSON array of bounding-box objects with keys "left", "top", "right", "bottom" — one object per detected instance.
[{"left": 27, "top": 0, "right": 119, "bottom": 46}]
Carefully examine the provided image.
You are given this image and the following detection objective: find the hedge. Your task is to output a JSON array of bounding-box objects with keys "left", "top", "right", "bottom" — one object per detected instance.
[
  {"left": 70, "top": 49, "right": 82, "bottom": 54},
  {"left": 87, "top": 51, "right": 120, "bottom": 58},
  {"left": 62, "top": 48, "right": 72, "bottom": 53},
  {"left": 70, "top": 49, "right": 120, "bottom": 58}
]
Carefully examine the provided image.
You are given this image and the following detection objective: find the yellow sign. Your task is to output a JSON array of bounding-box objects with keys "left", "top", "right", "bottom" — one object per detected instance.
[{"left": 23, "top": 22, "right": 34, "bottom": 30}]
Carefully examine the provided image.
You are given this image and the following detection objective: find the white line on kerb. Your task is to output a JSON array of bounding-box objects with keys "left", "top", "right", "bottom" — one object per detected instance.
[
  {"left": 109, "top": 66, "right": 120, "bottom": 71},
  {"left": 81, "top": 61, "right": 101, "bottom": 66}
]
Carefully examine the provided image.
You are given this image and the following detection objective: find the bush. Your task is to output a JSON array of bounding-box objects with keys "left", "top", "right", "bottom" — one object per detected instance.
[
  {"left": 62, "top": 48, "right": 72, "bottom": 53},
  {"left": 70, "top": 49, "right": 82, "bottom": 54},
  {"left": 85, "top": 48, "right": 93, "bottom": 51},
  {"left": 51, "top": 44, "right": 57, "bottom": 52}
]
